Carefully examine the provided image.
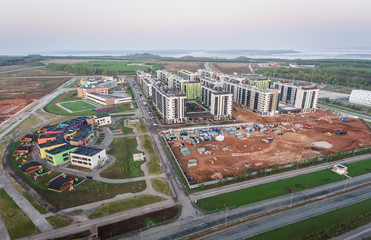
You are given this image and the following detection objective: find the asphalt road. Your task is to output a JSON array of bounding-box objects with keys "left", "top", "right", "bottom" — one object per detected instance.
[
  {"left": 0, "top": 77, "right": 77, "bottom": 138},
  {"left": 190, "top": 153, "right": 371, "bottom": 201},
  {"left": 123, "top": 173, "right": 371, "bottom": 240},
  {"left": 201, "top": 186, "right": 371, "bottom": 240},
  {"left": 128, "top": 78, "right": 199, "bottom": 219},
  {"left": 318, "top": 104, "right": 371, "bottom": 122}
]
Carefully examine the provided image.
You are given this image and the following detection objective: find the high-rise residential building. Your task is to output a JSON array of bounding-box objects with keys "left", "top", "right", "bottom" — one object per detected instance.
[
  {"left": 349, "top": 90, "right": 371, "bottom": 107},
  {"left": 224, "top": 81, "right": 280, "bottom": 116},
  {"left": 273, "top": 82, "right": 319, "bottom": 113},
  {"left": 151, "top": 81, "right": 187, "bottom": 124},
  {"left": 136, "top": 70, "right": 152, "bottom": 87},
  {"left": 182, "top": 81, "right": 202, "bottom": 100},
  {"left": 178, "top": 70, "right": 199, "bottom": 81},
  {"left": 142, "top": 78, "right": 154, "bottom": 98},
  {"left": 201, "top": 85, "right": 233, "bottom": 120}
]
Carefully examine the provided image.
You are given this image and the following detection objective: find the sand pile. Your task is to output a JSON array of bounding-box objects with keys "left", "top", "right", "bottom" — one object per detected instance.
[{"left": 311, "top": 141, "right": 333, "bottom": 149}]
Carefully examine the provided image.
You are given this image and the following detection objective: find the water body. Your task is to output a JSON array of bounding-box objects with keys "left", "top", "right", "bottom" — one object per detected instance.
[{"left": 34, "top": 48, "right": 371, "bottom": 59}]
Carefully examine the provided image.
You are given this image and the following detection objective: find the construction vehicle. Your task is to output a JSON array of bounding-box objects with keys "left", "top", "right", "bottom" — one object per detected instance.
[
  {"left": 336, "top": 129, "right": 347, "bottom": 135},
  {"left": 304, "top": 124, "right": 312, "bottom": 129}
]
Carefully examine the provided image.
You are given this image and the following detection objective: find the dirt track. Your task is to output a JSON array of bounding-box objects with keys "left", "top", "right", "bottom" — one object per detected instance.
[{"left": 170, "top": 108, "right": 371, "bottom": 183}]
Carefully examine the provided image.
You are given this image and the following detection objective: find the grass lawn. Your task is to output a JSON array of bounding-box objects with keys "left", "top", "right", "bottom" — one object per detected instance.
[
  {"left": 0, "top": 148, "right": 5, "bottom": 170},
  {"left": 64, "top": 78, "right": 80, "bottom": 88},
  {"left": 4, "top": 117, "right": 30, "bottom": 137},
  {"left": 119, "top": 118, "right": 134, "bottom": 134},
  {"left": 60, "top": 100, "right": 95, "bottom": 112},
  {"left": 0, "top": 139, "right": 9, "bottom": 151},
  {"left": 18, "top": 115, "right": 42, "bottom": 132},
  {"left": 46, "top": 215, "right": 71, "bottom": 228},
  {"left": 77, "top": 61, "right": 150, "bottom": 74},
  {"left": 130, "top": 122, "right": 147, "bottom": 133},
  {"left": 196, "top": 159, "right": 371, "bottom": 211},
  {"left": 67, "top": 209, "right": 84, "bottom": 215},
  {"left": 0, "top": 189, "right": 38, "bottom": 239},
  {"left": 67, "top": 164, "right": 91, "bottom": 172},
  {"left": 250, "top": 198, "right": 371, "bottom": 240},
  {"left": 151, "top": 178, "right": 171, "bottom": 196},
  {"left": 100, "top": 138, "right": 145, "bottom": 179},
  {"left": 95, "top": 131, "right": 105, "bottom": 145},
  {"left": 141, "top": 136, "right": 161, "bottom": 175},
  {"left": 89, "top": 195, "right": 164, "bottom": 219},
  {"left": 45, "top": 91, "right": 137, "bottom": 116},
  {"left": 36, "top": 109, "right": 57, "bottom": 120},
  {"left": 22, "top": 192, "right": 48, "bottom": 214}
]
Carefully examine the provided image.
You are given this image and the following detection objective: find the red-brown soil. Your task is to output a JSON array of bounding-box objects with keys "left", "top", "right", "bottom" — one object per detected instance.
[{"left": 170, "top": 108, "right": 371, "bottom": 183}]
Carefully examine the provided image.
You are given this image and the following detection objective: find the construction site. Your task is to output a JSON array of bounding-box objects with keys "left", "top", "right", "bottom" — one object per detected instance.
[{"left": 165, "top": 108, "right": 371, "bottom": 184}]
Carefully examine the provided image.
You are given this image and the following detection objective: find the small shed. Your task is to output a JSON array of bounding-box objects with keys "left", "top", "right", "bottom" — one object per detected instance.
[
  {"left": 197, "top": 147, "right": 205, "bottom": 153},
  {"left": 235, "top": 133, "right": 244, "bottom": 139},
  {"left": 188, "top": 159, "right": 197, "bottom": 167},
  {"left": 333, "top": 164, "right": 348, "bottom": 175},
  {"left": 216, "top": 135, "right": 225, "bottom": 141},
  {"left": 260, "top": 128, "right": 268, "bottom": 133}
]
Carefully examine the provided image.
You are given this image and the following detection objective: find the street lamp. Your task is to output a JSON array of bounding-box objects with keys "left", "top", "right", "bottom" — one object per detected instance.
[
  {"left": 344, "top": 177, "right": 349, "bottom": 192},
  {"left": 289, "top": 187, "right": 295, "bottom": 207}
]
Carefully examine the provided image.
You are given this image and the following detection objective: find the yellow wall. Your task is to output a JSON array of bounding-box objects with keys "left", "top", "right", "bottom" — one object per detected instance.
[{"left": 38, "top": 143, "right": 66, "bottom": 158}]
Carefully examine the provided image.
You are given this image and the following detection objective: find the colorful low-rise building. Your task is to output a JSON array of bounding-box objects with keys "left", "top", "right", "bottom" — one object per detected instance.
[
  {"left": 86, "top": 114, "right": 112, "bottom": 127},
  {"left": 45, "top": 144, "right": 78, "bottom": 166},
  {"left": 38, "top": 139, "right": 67, "bottom": 159},
  {"left": 69, "top": 125, "right": 94, "bottom": 146},
  {"left": 37, "top": 134, "right": 59, "bottom": 144}
]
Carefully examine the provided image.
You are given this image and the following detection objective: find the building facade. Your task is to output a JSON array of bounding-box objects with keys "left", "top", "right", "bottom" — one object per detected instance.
[
  {"left": 151, "top": 81, "right": 187, "bottom": 123},
  {"left": 349, "top": 90, "right": 371, "bottom": 107},
  {"left": 201, "top": 85, "right": 233, "bottom": 119},
  {"left": 70, "top": 146, "right": 107, "bottom": 169}
]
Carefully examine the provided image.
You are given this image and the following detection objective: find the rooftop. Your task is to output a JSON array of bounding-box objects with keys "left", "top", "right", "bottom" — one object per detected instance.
[
  {"left": 71, "top": 146, "right": 104, "bottom": 157},
  {"left": 88, "top": 92, "right": 130, "bottom": 100},
  {"left": 45, "top": 144, "right": 77, "bottom": 155}
]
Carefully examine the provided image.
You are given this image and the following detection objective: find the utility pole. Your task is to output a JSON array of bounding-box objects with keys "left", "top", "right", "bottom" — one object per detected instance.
[{"left": 289, "top": 187, "right": 295, "bottom": 207}]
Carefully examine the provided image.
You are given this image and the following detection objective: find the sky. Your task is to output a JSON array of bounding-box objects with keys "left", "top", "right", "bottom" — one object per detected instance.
[{"left": 1, "top": 0, "right": 371, "bottom": 55}]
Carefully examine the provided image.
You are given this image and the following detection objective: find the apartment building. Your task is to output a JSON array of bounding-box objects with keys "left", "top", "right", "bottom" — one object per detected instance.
[
  {"left": 224, "top": 81, "right": 280, "bottom": 116},
  {"left": 86, "top": 114, "right": 112, "bottom": 127},
  {"left": 178, "top": 70, "right": 199, "bottom": 81},
  {"left": 201, "top": 85, "right": 233, "bottom": 120},
  {"left": 151, "top": 81, "right": 187, "bottom": 124},
  {"left": 142, "top": 78, "right": 154, "bottom": 98},
  {"left": 136, "top": 70, "right": 152, "bottom": 87},
  {"left": 273, "top": 82, "right": 319, "bottom": 113},
  {"left": 182, "top": 81, "right": 202, "bottom": 100}
]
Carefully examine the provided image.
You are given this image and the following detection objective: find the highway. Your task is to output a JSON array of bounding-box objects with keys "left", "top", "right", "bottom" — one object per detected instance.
[
  {"left": 190, "top": 153, "right": 371, "bottom": 201},
  {"left": 0, "top": 77, "right": 77, "bottom": 139},
  {"left": 318, "top": 103, "right": 371, "bottom": 122},
  {"left": 124, "top": 173, "right": 371, "bottom": 240},
  {"left": 201, "top": 186, "right": 371, "bottom": 240}
]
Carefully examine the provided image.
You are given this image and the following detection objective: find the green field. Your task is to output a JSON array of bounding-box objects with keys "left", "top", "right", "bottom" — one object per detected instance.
[
  {"left": 47, "top": 61, "right": 162, "bottom": 75},
  {"left": 250, "top": 198, "right": 371, "bottom": 240},
  {"left": 141, "top": 136, "right": 161, "bottom": 175},
  {"left": 0, "top": 189, "right": 38, "bottom": 239},
  {"left": 151, "top": 178, "right": 171, "bottom": 196},
  {"left": 89, "top": 195, "right": 164, "bottom": 219},
  {"left": 46, "top": 215, "right": 71, "bottom": 228},
  {"left": 60, "top": 100, "right": 95, "bottom": 112},
  {"left": 196, "top": 159, "right": 371, "bottom": 211},
  {"left": 100, "top": 138, "right": 145, "bottom": 179},
  {"left": 45, "top": 91, "right": 137, "bottom": 116}
]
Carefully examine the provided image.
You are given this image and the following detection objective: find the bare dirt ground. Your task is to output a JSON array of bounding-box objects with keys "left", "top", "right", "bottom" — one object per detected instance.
[
  {"left": 0, "top": 68, "right": 74, "bottom": 77},
  {"left": 213, "top": 62, "right": 256, "bottom": 74},
  {"left": 158, "top": 61, "right": 205, "bottom": 72},
  {"left": 170, "top": 108, "right": 371, "bottom": 183}
]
